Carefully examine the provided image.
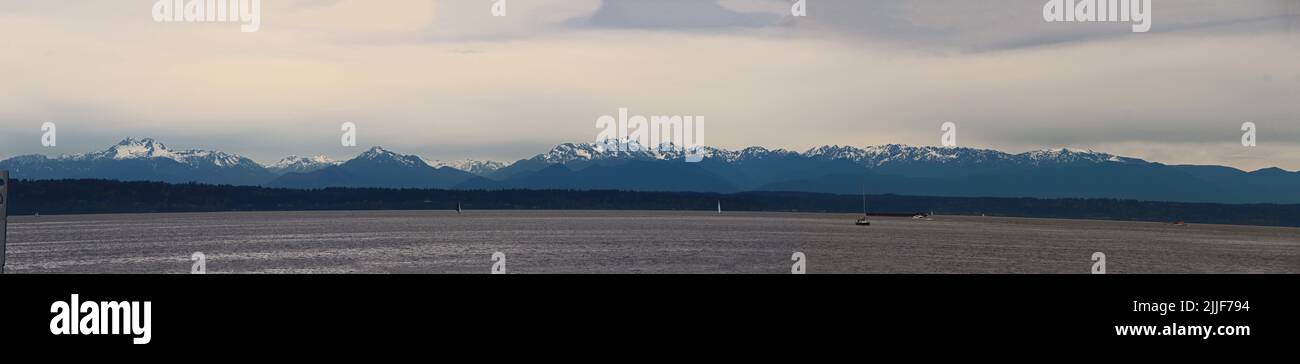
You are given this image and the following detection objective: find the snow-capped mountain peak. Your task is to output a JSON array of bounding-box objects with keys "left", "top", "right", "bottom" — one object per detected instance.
[
  {"left": 1019, "top": 148, "right": 1142, "bottom": 165},
  {"left": 525, "top": 141, "right": 1150, "bottom": 168},
  {"left": 540, "top": 143, "right": 606, "bottom": 163},
  {"left": 269, "top": 155, "right": 340, "bottom": 174},
  {"left": 360, "top": 146, "right": 396, "bottom": 158},
  {"left": 421, "top": 158, "right": 509, "bottom": 175},
  {"left": 100, "top": 137, "right": 176, "bottom": 160},
  {"left": 273, "top": 155, "right": 337, "bottom": 167},
  {"left": 804, "top": 145, "right": 869, "bottom": 162},
  {"left": 353, "top": 146, "right": 429, "bottom": 168},
  {"left": 70, "top": 138, "right": 259, "bottom": 169}
]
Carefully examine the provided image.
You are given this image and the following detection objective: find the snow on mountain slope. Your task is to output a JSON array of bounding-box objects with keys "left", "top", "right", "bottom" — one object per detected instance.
[
  {"left": 268, "top": 155, "right": 340, "bottom": 174},
  {"left": 68, "top": 138, "right": 262, "bottom": 168}
]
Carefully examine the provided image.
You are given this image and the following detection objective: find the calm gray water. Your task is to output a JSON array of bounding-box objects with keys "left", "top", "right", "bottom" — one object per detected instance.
[{"left": 3, "top": 210, "right": 1298, "bottom": 274}]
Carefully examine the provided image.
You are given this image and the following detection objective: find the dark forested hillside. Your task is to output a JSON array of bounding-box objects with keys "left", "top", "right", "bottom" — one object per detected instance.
[{"left": 6, "top": 179, "right": 1300, "bottom": 228}]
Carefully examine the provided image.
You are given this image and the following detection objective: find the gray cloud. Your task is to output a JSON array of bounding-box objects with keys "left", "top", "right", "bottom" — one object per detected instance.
[
  {"left": 0, "top": 0, "right": 1296, "bottom": 172},
  {"left": 576, "top": 0, "right": 781, "bottom": 29},
  {"left": 736, "top": 0, "right": 1297, "bottom": 52}
]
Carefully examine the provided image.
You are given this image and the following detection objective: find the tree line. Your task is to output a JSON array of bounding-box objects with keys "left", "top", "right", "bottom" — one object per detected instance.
[{"left": 6, "top": 179, "right": 1298, "bottom": 227}]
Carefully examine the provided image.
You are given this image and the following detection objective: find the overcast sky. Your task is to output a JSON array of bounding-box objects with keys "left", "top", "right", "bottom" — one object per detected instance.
[{"left": 0, "top": 0, "right": 1297, "bottom": 170}]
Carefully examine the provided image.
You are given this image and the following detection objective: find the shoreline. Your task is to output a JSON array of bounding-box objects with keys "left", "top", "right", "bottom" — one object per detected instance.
[{"left": 9, "top": 209, "right": 1300, "bottom": 231}]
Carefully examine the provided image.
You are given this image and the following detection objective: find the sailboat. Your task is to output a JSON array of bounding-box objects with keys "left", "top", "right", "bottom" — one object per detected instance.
[
  {"left": 717, "top": 200, "right": 722, "bottom": 214},
  {"left": 913, "top": 211, "right": 934, "bottom": 221},
  {"left": 855, "top": 189, "right": 871, "bottom": 226},
  {"left": 456, "top": 202, "right": 463, "bottom": 214}
]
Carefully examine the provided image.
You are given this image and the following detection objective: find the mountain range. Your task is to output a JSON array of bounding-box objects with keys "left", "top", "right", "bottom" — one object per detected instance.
[{"left": 2, "top": 138, "right": 1297, "bottom": 204}]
